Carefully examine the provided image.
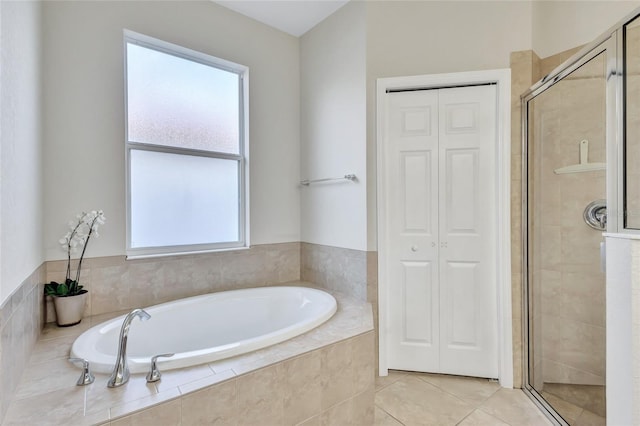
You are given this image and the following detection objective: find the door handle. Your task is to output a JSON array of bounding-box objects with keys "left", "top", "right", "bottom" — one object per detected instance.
[{"left": 411, "top": 245, "right": 419, "bottom": 252}]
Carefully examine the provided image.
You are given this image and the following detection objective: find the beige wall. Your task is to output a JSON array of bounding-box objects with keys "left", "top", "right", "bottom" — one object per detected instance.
[
  {"left": 42, "top": 1, "right": 301, "bottom": 261},
  {"left": 532, "top": 0, "right": 640, "bottom": 59},
  {"left": 300, "top": 1, "right": 368, "bottom": 251},
  {"left": 365, "top": 0, "right": 533, "bottom": 251},
  {"left": 0, "top": 1, "right": 44, "bottom": 304}
]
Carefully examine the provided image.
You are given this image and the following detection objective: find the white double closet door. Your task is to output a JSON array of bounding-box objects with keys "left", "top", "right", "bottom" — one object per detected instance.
[{"left": 384, "top": 84, "right": 499, "bottom": 379}]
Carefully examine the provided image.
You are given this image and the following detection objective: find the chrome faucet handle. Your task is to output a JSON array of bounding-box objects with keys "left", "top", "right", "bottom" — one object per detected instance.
[
  {"left": 146, "top": 353, "right": 175, "bottom": 383},
  {"left": 68, "top": 357, "right": 95, "bottom": 386}
]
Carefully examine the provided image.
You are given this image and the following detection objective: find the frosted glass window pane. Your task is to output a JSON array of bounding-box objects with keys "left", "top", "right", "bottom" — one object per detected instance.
[
  {"left": 130, "top": 150, "right": 239, "bottom": 248},
  {"left": 127, "top": 43, "right": 239, "bottom": 154}
]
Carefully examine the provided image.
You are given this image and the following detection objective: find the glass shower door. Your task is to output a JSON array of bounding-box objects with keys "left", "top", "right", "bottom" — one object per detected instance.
[{"left": 525, "top": 50, "right": 607, "bottom": 425}]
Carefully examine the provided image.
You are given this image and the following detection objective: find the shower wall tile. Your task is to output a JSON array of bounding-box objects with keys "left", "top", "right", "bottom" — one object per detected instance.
[
  {"left": 626, "top": 73, "right": 640, "bottom": 228},
  {"left": 0, "top": 263, "right": 46, "bottom": 423},
  {"left": 543, "top": 315, "right": 606, "bottom": 385},
  {"left": 538, "top": 46, "right": 584, "bottom": 80},
  {"left": 526, "top": 46, "right": 608, "bottom": 389},
  {"left": 560, "top": 175, "right": 605, "bottom": 228},
  {"left": 44, "top": 242, "right": 301, "bottom": 322},
  {"left": 510, "top": 49, "right": 540, "bottom": 389},
  {"left": 542, "top": 358, "right": 605, "bottom": 387},
  {"left": 540, "top": 225, "right": 562, "bottom": 269}
]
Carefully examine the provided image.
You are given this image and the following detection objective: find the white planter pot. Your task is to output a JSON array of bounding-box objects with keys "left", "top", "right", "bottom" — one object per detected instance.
[{"left": 52, "top": 292, "right": 88, "bottom": 327}]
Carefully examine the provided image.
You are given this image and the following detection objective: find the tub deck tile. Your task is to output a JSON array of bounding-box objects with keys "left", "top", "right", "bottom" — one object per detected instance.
[{"left": 178, "top": 368, "right": 236, "bottom": 395}]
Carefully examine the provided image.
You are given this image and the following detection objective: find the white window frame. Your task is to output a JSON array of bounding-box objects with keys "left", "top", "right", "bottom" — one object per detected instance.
[{"left": 124, "top": 30, "right": 250, "bottom": 258}]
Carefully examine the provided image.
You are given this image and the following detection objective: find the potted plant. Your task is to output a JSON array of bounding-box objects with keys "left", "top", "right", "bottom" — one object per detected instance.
[{"left": 45, "top": 210, "right": 106, "bottom": 326}]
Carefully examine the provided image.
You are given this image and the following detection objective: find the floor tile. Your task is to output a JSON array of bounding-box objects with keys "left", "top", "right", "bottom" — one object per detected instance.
[
  {"left": 417, "top": 373, "right": 500, "bottom": 405},
  {"left": 456, "top": 409, "right": 510, "bottom": 426},
  {"left": 375, "top": 376, "right": 474, "bottom": 425},
  {"left": 376, "top": 370, "right": 408, "bottom": 391},
  {"left": 374, "top": 406, "right": 403, "bottom": 426},
  {"left": 478, "top": 388, "right": 552, "bottom": 426}
]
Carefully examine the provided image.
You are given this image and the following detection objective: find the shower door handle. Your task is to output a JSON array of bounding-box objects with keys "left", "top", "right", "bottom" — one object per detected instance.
[{"left": 600, "top": 241, "right": 606, "bottom": 273}]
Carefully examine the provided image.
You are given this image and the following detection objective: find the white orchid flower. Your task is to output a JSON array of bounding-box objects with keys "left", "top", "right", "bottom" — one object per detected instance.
[{"left": 58, "top": 210, "right": 107, "bottom": 286}]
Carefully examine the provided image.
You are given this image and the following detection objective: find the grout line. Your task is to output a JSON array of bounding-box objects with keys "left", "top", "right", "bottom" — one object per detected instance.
[
  {"left": 454, "top": 408, "right": 476, "bottom": 426},
  {"left": 410, "top": 373, "right": 487, "bottom": 408},
  {"left": 374, "top": 371, "right": 408, "bottom": 392},
  {"left": 374, "top": 403, "right": 406, "bottom": 425}
]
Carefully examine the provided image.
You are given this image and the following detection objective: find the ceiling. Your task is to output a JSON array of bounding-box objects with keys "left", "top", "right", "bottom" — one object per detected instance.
[{"left": 213, "top": 0, "right": 350, "bottom": 37}]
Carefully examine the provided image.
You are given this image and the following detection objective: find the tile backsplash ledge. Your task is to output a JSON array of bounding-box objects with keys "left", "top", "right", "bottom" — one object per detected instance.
[
  {"left": 45, "top": 242, "right": 302, "bottom": 321},
  {"left": 44, "top": 241, "right": 373, "bottom": 323}
]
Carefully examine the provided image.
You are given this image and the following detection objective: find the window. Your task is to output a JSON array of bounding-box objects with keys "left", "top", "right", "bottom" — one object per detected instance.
[{"left": 125, "top": 31, "right": 249, "bottom": 257}]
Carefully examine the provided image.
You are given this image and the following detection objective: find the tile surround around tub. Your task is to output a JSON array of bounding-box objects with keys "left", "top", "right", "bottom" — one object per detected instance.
[
  {"left": 107, "top": 332, "right": 375, "bottom": 426},
  {"left": 45, "top": 242, "right": 301, "bottom": 322},
  {"left": 44, "top": 242, "right": 376, "bottom": 324},
  {"left": 301, "top": 242, "right": 372, "bottom": 302},
  {"left": 5, "top": 286, "right": 374, "bottom": 425},
  {"left": 0, "top": 263, "right": 46, "bottom": 423}
]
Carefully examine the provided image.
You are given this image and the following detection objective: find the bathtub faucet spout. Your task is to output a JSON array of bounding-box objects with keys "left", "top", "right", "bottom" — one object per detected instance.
[{"left": 107, "top": 308, "right": 151, "bottom": 388}]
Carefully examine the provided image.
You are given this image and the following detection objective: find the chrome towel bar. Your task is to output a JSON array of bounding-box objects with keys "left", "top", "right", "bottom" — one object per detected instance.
[{"left": 300, "top": 174, "right": 357, "bottom": 186}]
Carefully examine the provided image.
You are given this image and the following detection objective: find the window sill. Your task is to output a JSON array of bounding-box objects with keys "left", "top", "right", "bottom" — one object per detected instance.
[{"left": 126, "top": 245, "right": 251, "bottom": 261}]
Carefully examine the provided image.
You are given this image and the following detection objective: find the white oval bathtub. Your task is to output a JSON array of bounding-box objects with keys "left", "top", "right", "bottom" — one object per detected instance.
[{"left": 71, "top": 286, "right": 337, "bottom": 374}]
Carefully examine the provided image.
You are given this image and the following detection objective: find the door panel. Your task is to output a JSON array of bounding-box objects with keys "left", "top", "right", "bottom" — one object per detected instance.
[
  {"left": 438, "top": 85, "right": 498, "bottom": 378},
  {"left": 445, "top": 261, "right": 479, "bottom": 347},
  {"left": 402, "top": 152, "right": 433, "bottom": 232},
  {"left": 445, "top": 149, "right": 479, "bottom": 233},
  {"left": 385, "top": 84, "right": 498, "bottom": 378},
  {"left": 401, "top": 261, "right": 434, "bottom": 344},
  {"left": 387, "top": 91, "right": 439, "bottom": 371}
]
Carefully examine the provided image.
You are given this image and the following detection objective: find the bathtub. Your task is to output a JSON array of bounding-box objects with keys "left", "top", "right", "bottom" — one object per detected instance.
[{"left": 71, "top": 286, "right": 337, "bottom": 374}]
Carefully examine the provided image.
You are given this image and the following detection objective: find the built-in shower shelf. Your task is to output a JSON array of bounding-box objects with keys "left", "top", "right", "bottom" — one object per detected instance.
[{"left": 554, "top": 139, "right": 605, "bottom": 174}]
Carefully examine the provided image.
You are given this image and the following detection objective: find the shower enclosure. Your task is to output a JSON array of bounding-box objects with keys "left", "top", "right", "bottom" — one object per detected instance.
[{"left": 522, "top": 9, "right": 640, "bottom": 425}]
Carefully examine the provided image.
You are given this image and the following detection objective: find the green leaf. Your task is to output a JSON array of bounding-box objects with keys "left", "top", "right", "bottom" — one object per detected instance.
[
  {"left": 58, "top": 282, "right": 69, "bottom": 296},
  {"left": 44, "top": 282, "right": 59, "bottom": 296},
  {"left": 44, "top": 279, "right": 87, "bottom": 297}
]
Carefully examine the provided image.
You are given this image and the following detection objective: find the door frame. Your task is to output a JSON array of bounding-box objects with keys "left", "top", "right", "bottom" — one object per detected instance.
[{"left": 376, "top": 69, "right": 513, "bottom": 388}]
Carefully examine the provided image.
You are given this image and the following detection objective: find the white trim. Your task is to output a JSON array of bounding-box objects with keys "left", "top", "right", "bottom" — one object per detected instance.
[{"left": 376, "top": 69, "right": 513, "bottom": 388}]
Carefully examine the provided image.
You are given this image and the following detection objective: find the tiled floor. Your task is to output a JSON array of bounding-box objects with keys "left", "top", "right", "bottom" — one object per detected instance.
[{"left": 374, "top": 370, "right": 553, "bottom": 426}]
